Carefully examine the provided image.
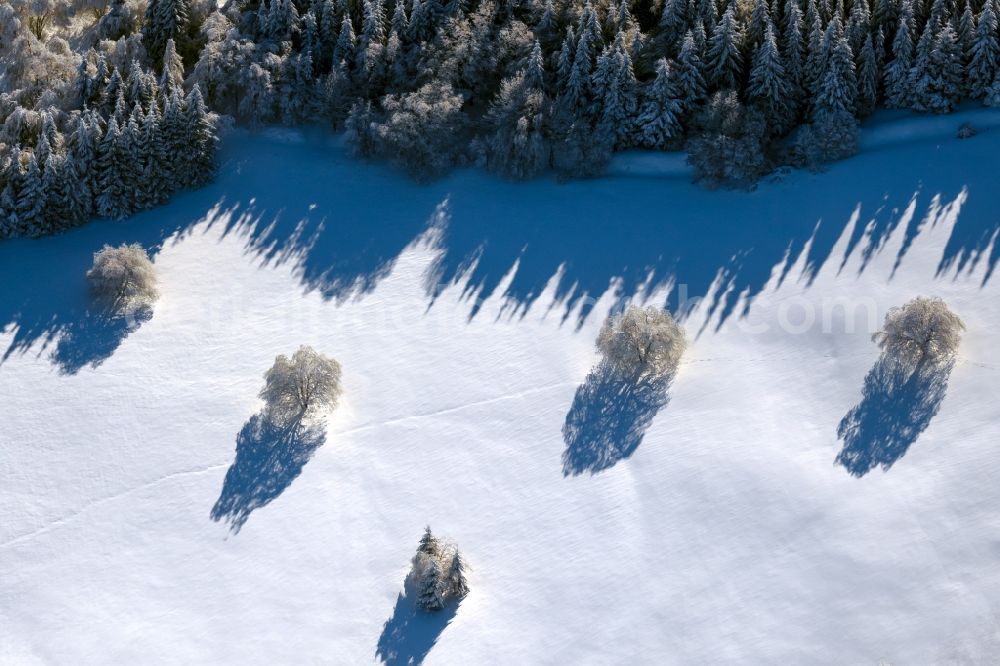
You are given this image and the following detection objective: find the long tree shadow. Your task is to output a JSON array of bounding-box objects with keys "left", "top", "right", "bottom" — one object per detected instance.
[
  {"left": 210, "top": 413, "right": 326, "bottom": 532},
  {"left": 562, "top": 363, "right": 672, "bottom": 476},
  {"left": 2, "top": 127, "right": 995, "bottom": 373},
  {"left": 835, "top": 356, "right": 955, "bottom": 477},
  {"left": 50, "top": 307, "right": 152, "bottom": 374},
  {"left": 375, "top": 578, "right": 459, "bottom": 666}
]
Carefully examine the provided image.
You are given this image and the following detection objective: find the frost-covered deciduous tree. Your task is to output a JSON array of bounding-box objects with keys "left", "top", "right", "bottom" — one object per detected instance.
[
  {"left": 87, "top": 243, "right": 159, "bottom": 314},
  {"left": 259, "top": 345, "right": 343, "bottom": 427},
  {"left": 364, "top": 81, "right": 467, "bottom": 179},
  {"left": 872, "top": 297, "right": 965, "bottom": 366},
  {"left": 597, "top": 304, "right": 687, "bottom": 379}
]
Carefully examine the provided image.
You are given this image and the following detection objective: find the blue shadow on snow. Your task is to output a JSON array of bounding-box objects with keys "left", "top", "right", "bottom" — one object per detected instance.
[
  {"left": 562, "top": 362, "right": 672, "bottom": 476},
  {"left": 1, "top": 126, "right": 997, "bottom": 372},
  {"left": 835, "top": 356, "right": 954, "bottom": 477},
  {"left": 375, "top": 577, "right": 459, "bottom": 666},
  {"left": 210, "top": 413, "right": 326, "bottom": 532}
]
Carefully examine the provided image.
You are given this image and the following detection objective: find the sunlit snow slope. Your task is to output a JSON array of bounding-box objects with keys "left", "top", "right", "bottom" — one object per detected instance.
[{"left": 2, "top": 109, "right": 999, "bottom": 665}]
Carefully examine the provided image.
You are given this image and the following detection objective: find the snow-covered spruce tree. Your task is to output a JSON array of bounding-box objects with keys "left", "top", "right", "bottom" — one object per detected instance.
[
  {"left": 856, "top": 32, "right": 880, "bottom": 116},
  {"left": 159, "top": 38, "right": 185, "bottom": 97},
  {"left": 483, "top": 41, "right": 551, "bottom": 180},
  {"left": 14, "top": 152, "right": 47, "bottom": 238},
  {"left": 781, "top": 0, "right": 806, "bottom": 101},
  {"left": 635, "top": 57, "right": 683, "bottom": 149},
  {"left": 87, "top": 243, "right": 159, "bottom": 314},
  {"left": 802, "top": 0, "right": 826, "bottom": 97},
  {"left": 416, "top": 556, "right": 445, "bottom": 612},
  {"left": 592, "top": 34, "right": 639, "bottom": 149},
  {"left": 444, "top": 550, "right": 470, "bottom": 600},
  {"left": 846, "top": 0, "right": 871, "bottom": 54},
  {"left": 884, "top": 0, "right": 915, "bottom": 107},
  {"left": 912, "top": 24, "right": 963, "bottom": 113},
  {"left": 415, "top": 525, "right": 441, "bottom": 560},
  {"left": 969, "top": 0, "right": 1000, "bottom": 99},
  {"left": 259, "top": 345, "right": 343, "bottom": 427},
  {"left": 908, "top": 14, "right": 938, "bottom": 111},
  {"left": 797, "top": 23, "right": 859, "bottom": 165},
  {"left": 748, "top": 19, "right": 793, "bottom": 133},
  {"left": 183, "top": 85, "right": 218, "bottom": 187},
  {"left": 673, "top": 31, "right": 707, "bottom": 115},
  {"left": 143, "top": 0, "right": 190, "bottom": 71},
  {"left": 596, "top": 304, "right": 687, "bottom": 379},
  {"left": 706, "top": 4, "right": 743, "bottom": 89},
  {"left": 872, "top": 297, "right": 965, "bottom": 367},
  {"left": 658, "top": 0, "right": 688, "bottom": 46},
  {"left": 686, "top": 91, "right": 771, "bottom": 187}
]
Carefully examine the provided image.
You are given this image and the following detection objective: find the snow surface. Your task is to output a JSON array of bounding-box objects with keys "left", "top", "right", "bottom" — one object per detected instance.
[{"left": 2, "top": 110, "right": 999, "bottom": 665}]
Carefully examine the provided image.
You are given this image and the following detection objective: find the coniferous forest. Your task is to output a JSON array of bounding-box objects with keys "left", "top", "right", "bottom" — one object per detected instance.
[{"left": 2, "top": 0, "right": 999, "bottom": 238}]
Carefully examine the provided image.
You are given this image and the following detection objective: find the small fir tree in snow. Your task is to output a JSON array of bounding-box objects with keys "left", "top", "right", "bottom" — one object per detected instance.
[
  {"left": 416, "top": 525, "right": 442, "bottom": 560},
  {"left": 416, "top": 557, "right": 445, "bottom": 611},
  {"left": 444, "top": 550, "right": 470, "bottom": 600},
  {"left": 407, "top": 527, "right": 469, "bottom": 612}
]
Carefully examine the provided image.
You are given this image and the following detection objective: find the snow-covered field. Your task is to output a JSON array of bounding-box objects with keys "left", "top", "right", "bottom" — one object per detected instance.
[{"left": 2, "top": 109, "right": 999, "bottom": 665}]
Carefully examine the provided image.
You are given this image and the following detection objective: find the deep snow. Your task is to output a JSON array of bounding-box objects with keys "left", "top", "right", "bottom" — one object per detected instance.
[{"left": 1, "top": 109, "right": 999, "bottom": 665}]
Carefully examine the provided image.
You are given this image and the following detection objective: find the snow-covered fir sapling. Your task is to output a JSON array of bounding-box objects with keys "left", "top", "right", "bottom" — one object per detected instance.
[
  {"left": 597, "top": 305, "right": 687, "bottom": 379},
  {"left": 416, "top": 555, "right": 446, "bottom": 612},
  {"left": 259, "top": 345, "right": 343, "bottom": 427},
  {"left": 409, "top": 526, "right": 470, "bottom": 612},
  {"left": 872, "top": 297, "right": 965, "bottom": 367},
  {"left": 87, "top": 243, "right": 159, "bottom": 315}
]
